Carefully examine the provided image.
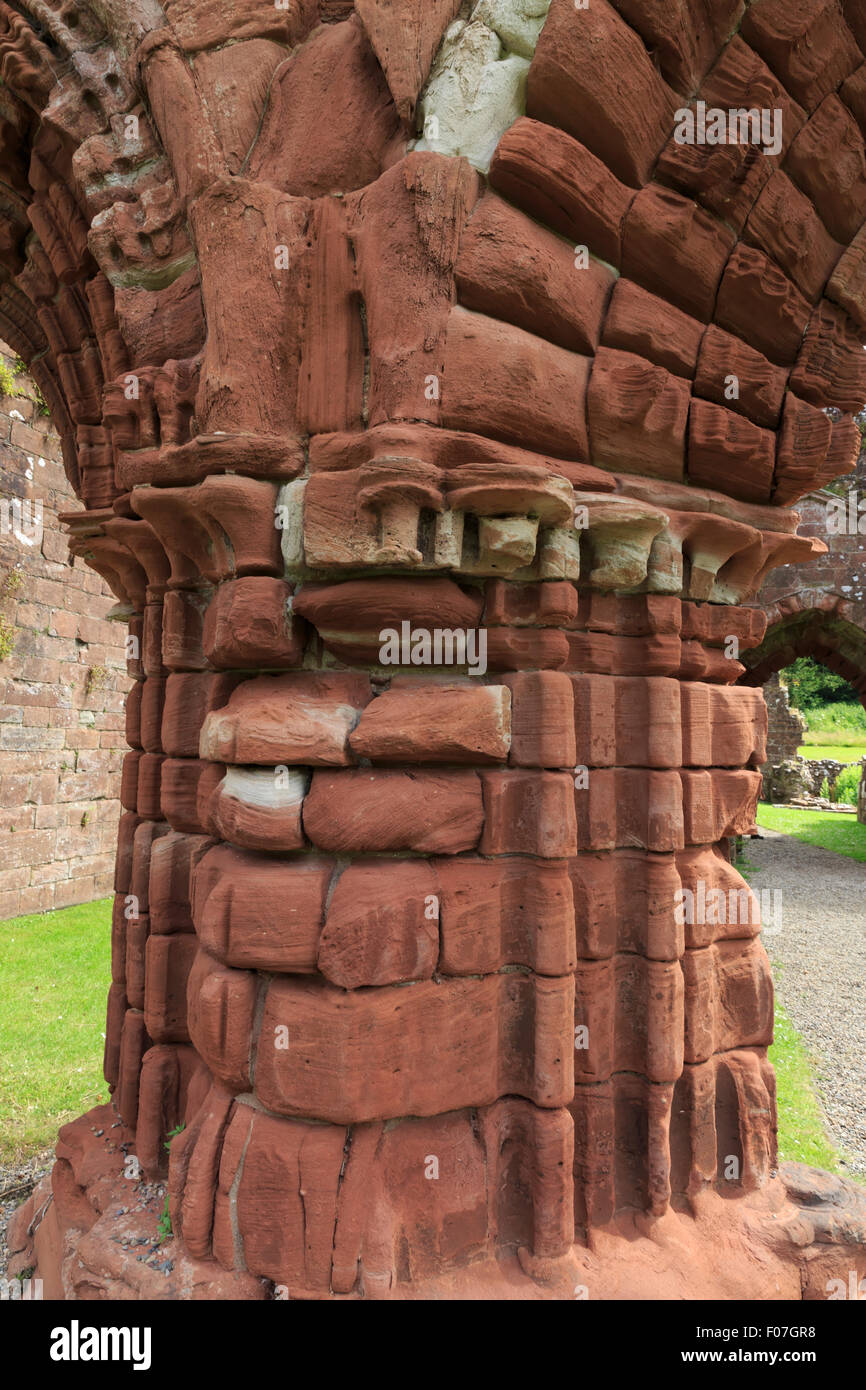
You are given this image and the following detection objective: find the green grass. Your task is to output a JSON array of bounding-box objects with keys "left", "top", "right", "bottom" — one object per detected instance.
[
  {"left": 799, "top": 727, "right": 866, "bottom": 761},
  {"left": 0, "top": 898, "right": 111, "bottom": 1164},
  {"left": 800, "top": 701, "right": 866, "bottom": 735},
  {"left": 756, "top": 803, "right": 866, "bottom": 860},
  {"left": 770, "top": 998, "right": 852, "bottom": 1175}
]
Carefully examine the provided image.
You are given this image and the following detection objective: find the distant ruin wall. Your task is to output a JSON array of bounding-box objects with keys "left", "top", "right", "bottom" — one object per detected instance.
[{"left": 0, "top": 342, "right": 128, "bottom": 919}]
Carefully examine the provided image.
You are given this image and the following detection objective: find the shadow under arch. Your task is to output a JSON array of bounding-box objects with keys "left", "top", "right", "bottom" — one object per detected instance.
[{"left": 739, "top": 593, "right": 866, "bottom": 709}]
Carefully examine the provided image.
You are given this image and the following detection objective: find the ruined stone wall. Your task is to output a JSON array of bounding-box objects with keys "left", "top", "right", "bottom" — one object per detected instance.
[
  {"left": 0, "top": 341, "right": 128, "bottom": 919},
  {"left": 761, "top": 670, "right": 806, "bottom": 786}
]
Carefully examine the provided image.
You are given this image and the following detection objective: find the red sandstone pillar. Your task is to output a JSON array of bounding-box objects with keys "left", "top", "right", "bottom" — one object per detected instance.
[{"left": 4, "top": 0, "right": 866, "bottom": 1300}]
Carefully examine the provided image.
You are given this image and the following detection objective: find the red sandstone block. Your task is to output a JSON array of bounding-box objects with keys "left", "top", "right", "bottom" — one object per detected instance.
[
  {"left": 571, "top": 1072, "right": 675, "bottom": 1225},
  {"left": 693, "top": 323, "right": 789, "bottom": 430},
  {"left": 742, "top": 169, "right": 843, "bottom": 303},
  {"left": 682, "top": 939, "right": 773, "bottom": 1064},
  {"left": 255, "top": 973, "right": 575, "bottom": 1124},
  {"left": 504, "top": 672, "right": 575, "bottom": 768},
  {"left": 670, "top": 1050, "right": 776, "bottom": 1200},
  {"left": 203, "top": 577, "right": 305, "bottom": 669},
  {"left": 442, "top": 306, "right": 591, "bottom": 461},
  {"left": 742, "top": 0, "right": 860, "bottom": 112},
  {"left": 212, "top": 1105, "right": 345, "bottom": 1293},
  {"left": 571, "top": 674, "right": 682, "bottom": 769},
  {"left": 139, "top": 676, "right": 167, "bottom": 753},
  {"left": 304, "top": 769, "right": 483, "bottom": 855},
  {"left": 186, "top": 949, "right": 257, "bottom": 1093},
  {"left": 455, "top": 190, "right": 614, "bottom": 356},
  {"left": 111, "top": 891, "right": 127, "bottom": 986},
  {"left": 676, "top": 845, "right": 763, "bottom": 951},
  {"left": 790, "top": 298, "right": 866, "bottom": 415},
  {"left": 479, "top": 770, "right": 577, "bottom": 857},
  {"left": 161, "top": 588, "right": 209, "bottom": 671},
  {"left": 484, "top": 579, "right": 578, "bottom": 628},
  {"left": 135, "top": 752, "right": 163, "bottom": 819},
  {"left": 130, "top": 818, "right": 170, "bottom": 914},
  {"left": 489, "top": 117, "right": 634, "bottom": 267},
  {"left": 565, "top": 630, "right": 683, "bottom": 677},
  {"left": 293, "top": 576, "right": 483, "bottom": 664},
  {"left": 125, "top": 911, "right": 150, "bottom": 1011},
  {"left": 193, "top": 842, "right": 331, "bottom": 972},
  {"left": 200, "top": 672, "right": 372, "bottom": 766},
  {"left": 687, "top": 398, "right": 776, "bottom": 504},
  {"left": 679, "top": 769, "right": 762, "bottom": 843},
  {"left": 570, "top": 850, "right": 684, "bottom": 961},
  {"left": 574, "top": 955, "right": 684, "bottom": 1083},
  {"left": 211, "top": 767, "right": 308, "bottom": 852},
  {"left": 125, "top": 679, "right": 143, "bottom": 750},
  {"left": 160, "top": 758, "right": 224, "bottom": 836},
  {"left": 576, "top": 769, "right": 685, "bottom": 852},
  {"left": 349, "top": 680, "right": 510, "bottom": 765},
  {"left": 142, "top": 604, "right": 165, "bottom": 678},
  {"left": 528, "top": 0, "right": 676, "bottom": 187},
  {"left": 680, "top": 684, "right": 767, "bottom": 769},
  {"left": 318, "top": 860, "right": 439, "bottom": 988},
  {"left": 115, "top": 1009, "right": 152, "bottom": 1129},
  {"left": 576, "top": 592, "right": 682, "bottom": 637},
  {"left": 587, "top": 346, "right": 689, "bottom": 481},
  {"left": 161, "top": 672, "right": 243, "bottom": 758},
  {"left": 600, "top": 277, "right": 704, "bottom": 379},
  {"left": 715, "top": 244, "right": 811, "bottom": 367},
  {"left": 149, "top": 830, "right": 213, "bottom": 934},
  {"left": 103, "top": 982, "right": 128, "bottom": 1090},
  {"left": 485, "top": 628, "right": 570, "bottom": 670},
  {"left": 145, "top": 933, "right": 199, "bottom": 1042},
  {"left": 622, "top": 186, "right": 735, "bottom": 322},
  {"left": 136, "top": 1044, "right": 207, "bottom": 1176},
  {"left": 435, "top": 855, "right": 575, "bottom": 977},
  {"left": 114, "top": 812, "right": 142, "bottom": 894}
]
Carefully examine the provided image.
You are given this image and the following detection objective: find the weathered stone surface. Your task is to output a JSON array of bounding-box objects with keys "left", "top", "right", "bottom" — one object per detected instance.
[
  {"left": 317, "top": 860, "right": 440, "bottom": 987},
  {"left": 199, "top": 673, "right": 372, "bottom": 766},
  {"left": 14, "top": 0, "right": 866, "bottom": 1307},
  {"left": 528, "top": 0, "right": 677, "bottom": 187},
  {"left": 349, "top": 681, "right": 511, "bottom": 763},
  {"left": 455, "top": 191, "right": 614, "bottom": 354},
  {"left": 303, "top": 769, "right": 484, "bottom": 854}
]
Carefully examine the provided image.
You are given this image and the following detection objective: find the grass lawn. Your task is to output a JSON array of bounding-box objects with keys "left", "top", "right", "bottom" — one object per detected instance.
[
  {"left": 0, "top": 897, "right": 111, "bottom": 1164},
  {"left": 0, "top": 886, "right": 859, "bottom": 1186},
  {"left": 797, "top": 744, "right": 866, "bottom": 762},
  {"left": 770, "top": 999, "right": 852, "bottom": 1175},
  {"left": 756, "top": 803, "right": 866, "bottom": 861}
]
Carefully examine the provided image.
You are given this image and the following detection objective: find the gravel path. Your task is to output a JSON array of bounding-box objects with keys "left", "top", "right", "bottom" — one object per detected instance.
[
  {"left": 0, "top": 1150, "right": 52, "bottom": 1279},
  {"left": 748, "top": 827, "right": 866, "bottom": 1176}
]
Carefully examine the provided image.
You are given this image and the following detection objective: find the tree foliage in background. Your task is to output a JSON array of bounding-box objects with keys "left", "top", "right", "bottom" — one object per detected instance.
[{"left": 781, "top": 657, "right": 860, "bottom": 710}]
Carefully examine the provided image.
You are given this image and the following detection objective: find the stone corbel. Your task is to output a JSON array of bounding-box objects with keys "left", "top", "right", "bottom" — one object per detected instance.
[
  {"left": 573, "top": 492, "right": 668, "bottom": 590},
  {"left": 131, "top": 476, "right": 282, "bottom": 587}
]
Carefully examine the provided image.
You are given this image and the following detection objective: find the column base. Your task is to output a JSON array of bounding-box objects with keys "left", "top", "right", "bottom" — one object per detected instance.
[{"left": 8, "top": 1105, "right": 866, "bottom": 1301}]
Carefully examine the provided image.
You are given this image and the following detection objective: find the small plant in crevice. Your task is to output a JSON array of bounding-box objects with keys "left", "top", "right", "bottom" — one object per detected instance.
[
  {"left": 0, "top": 615, "right": 15, "bottom": 662},
  {"left": 84, "top": 664, "right": 108, "bottom": 698},
  {"left": 157, "top": 1124, "right": 186, "bottom": 1244},
  {"left": 0, "top": 565, "right": 23, "bottom": 599}
]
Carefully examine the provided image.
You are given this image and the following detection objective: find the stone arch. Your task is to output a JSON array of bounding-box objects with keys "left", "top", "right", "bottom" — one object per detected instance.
[{"left": 740, "top": 592, "right": 866, "bottom": 703}]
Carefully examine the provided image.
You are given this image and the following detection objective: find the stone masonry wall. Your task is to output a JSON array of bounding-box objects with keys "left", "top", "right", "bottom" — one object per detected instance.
[{"left": 0, "top": 341, "right": 128, "bottom": 919}]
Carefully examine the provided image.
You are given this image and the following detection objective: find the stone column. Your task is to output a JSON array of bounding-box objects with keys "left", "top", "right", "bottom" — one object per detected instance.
[{"left": 5, "top": 0, "right": 866, "bottom": 1300}]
